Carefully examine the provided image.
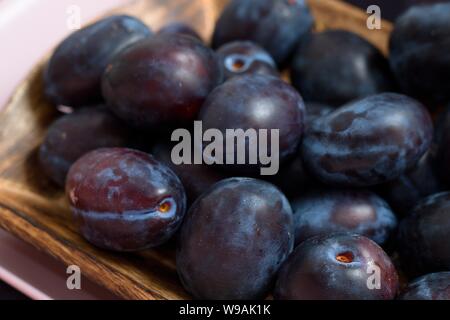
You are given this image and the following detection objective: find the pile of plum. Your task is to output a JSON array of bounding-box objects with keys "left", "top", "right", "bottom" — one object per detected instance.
[{"left": 39, "top": 0, "right": 450, "bottom": 300}]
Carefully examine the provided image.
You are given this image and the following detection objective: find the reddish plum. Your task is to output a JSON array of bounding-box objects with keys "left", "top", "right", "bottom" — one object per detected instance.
[
  {"left": 102, "top": 34, "right": 223, "bottom": 129},
  {"left": 66, "top": 148, "right": 186, "bottom": 251},
  {"left": 274, "top": 234, "right": 399, "bottom": 300}
]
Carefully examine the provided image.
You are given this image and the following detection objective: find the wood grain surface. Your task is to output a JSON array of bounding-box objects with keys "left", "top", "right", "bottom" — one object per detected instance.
[{"left": 0, "top": 0, "right": 392, "bottom": 300}]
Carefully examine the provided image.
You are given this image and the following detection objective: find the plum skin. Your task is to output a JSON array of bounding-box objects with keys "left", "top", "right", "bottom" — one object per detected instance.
[
  {"left": 158, "top": 22, "right": 202, "bottom": 41},
  {"left": 397, "top": 192, "right": 450, "bottom": 277},
  {"left": 212, "top": 0, "right": 314, "bottom": 66},
  {"left": 177, "top": 178, "right": 294, "bottom": 300},
  {"left": 39, "top": 107, "right": 130, "bottom": 187},
  {"left": 291, "top": 30, "right": 396, "bottom": 107},
  {"left": 399, "top": 272, "right": 450, "bottom": 300},
  {"left": 380, "top": 151, "right": 442, "bottom": 216},
  {"left": 199, "top": 75, "right": 305, "bottom": 173},
  {"left": 292, "top": 190, "right": 397, "bottom": 246},
  {"left": 216, "top": 41, "right": 279, "bottom": 80},
  {"left": 304, "top": 102, "right": 334, "bottom": 130},
  {"left": 389, "top": 3, "right": 450, "bottom": 107},
  {"left": 44, "top": 15, "right": 151, "bottom": 108},
  {"left": 302, "top": 93, "right": 433, "bottom": 187},
  {"left": 266, "top": 152, "right": 312, "bottom": 199},
  {"left": 102, "top": 34, "right": 223, "bottom": 129},
  {"left": 151, "top": 143, "right": 228, "bottom": 205},
  {"left": 274, "top": 233, "right": 399, "bottom": 300},
  {"left": 66, "top": 148, "right": 186, "bottom": 251}
]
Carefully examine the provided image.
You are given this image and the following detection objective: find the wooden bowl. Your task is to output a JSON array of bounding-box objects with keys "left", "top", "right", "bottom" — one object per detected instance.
[{"left": 0, "top": 0, "right": 392, "bottom": 300}]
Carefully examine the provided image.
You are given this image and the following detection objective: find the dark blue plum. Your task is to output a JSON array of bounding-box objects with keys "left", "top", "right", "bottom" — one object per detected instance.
[
  {"left": 39, "top": 106, "right": 130, "bottom": 187},
  {"left": 66, "top": 148, "right": 186, "bottom": 251},
  {"left": 398, "top": 192, "right": 450, "bottom": 277},
  {"left": 177, "top": 178, "right": 294, "bottom": 300},
  {"left": 44, "top": 15, "right": 151, "bottom": 108},
  {"left": 274, "top": 234, "right": 399, "bottom": 300},
  {"left": 199, "top": 75, "right": 305, "bottom": 174},
  {"left": 302, "top": 93, "right": 434, "bottom": 187},
  {"left": 266, "top": 152, "right": 313, "bottom": 199},
  {"left": 291, "top": 30, "right": 396, "bottom": 107},
  {"left": 381, "top": 151, "right": 442, "bottom": 216},
  {"left": 250, "top": 102, "right": 326, "bottom": 197},
  {"left": 292, "top": 190, "right": 397, "bottom": 246},
  {"left": 158, "top": 22, "right": 202, "bottom": 41},
  {"left": 389, "top": 3, "right": 450, "bottom": 107},
  {"left": 212, "top": 0, "right": 314, "bottom": 66},
  {"left": 102, "top": 34, "right": 223, "bottom": 129},
  {"left": 304, "top": 102, "right": 334, "bottom": 130},
  {"left": 399, "top": 272, "right": 450, "bottom": 300},
  {"left": 216, "top": 41, "right": 279, "bottom": 80}
]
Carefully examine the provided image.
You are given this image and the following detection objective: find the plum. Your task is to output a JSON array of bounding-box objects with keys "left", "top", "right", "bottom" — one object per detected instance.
[
  {"left": 274, "top": 233, "right": 399, "bottom": 300},
  {"left": 212, "top": 0, "right": 314, "bottom": 66},
  {"left": 381, "top": 151, "right": 442, "bottom": 216},
  {"left": 302, "top": 93, "right": 433, "bottom": 187},
  {"left": 102, "top": 34, "right": 223, "bottom": 129},
  {"left": 177, "top": 178, "right": 294, "bottom": 299},
  {"left": 292, "top": 189, "right": 397, "bottom": 246},
  {"left": 390, "top": 3, "right": 450, "bottom": 107},
  {"left": 199, "top": 75, "right": 305, "bottom": 175},
  {"left": 44, "top": 15, "right": 151, "bottom": 108},
  {"left": 398, "top": 192, "right": 450, "bottom": 276},
  {"left": 291, "top": 30, "right": 396, "bottom": 107},
  {"left": 39, "top": 107, "right": 130, "bottom": 187},
  {"left": 216, "top": 41, "right": 279, "bottom": 80},
  {"left": 66, "top": 148, "right": 186, "bottom": 251}
]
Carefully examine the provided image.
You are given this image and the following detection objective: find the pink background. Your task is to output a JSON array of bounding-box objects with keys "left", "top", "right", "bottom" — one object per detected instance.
[{"left": 0, "top": 0, "right": 133, "bottom": 300}]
